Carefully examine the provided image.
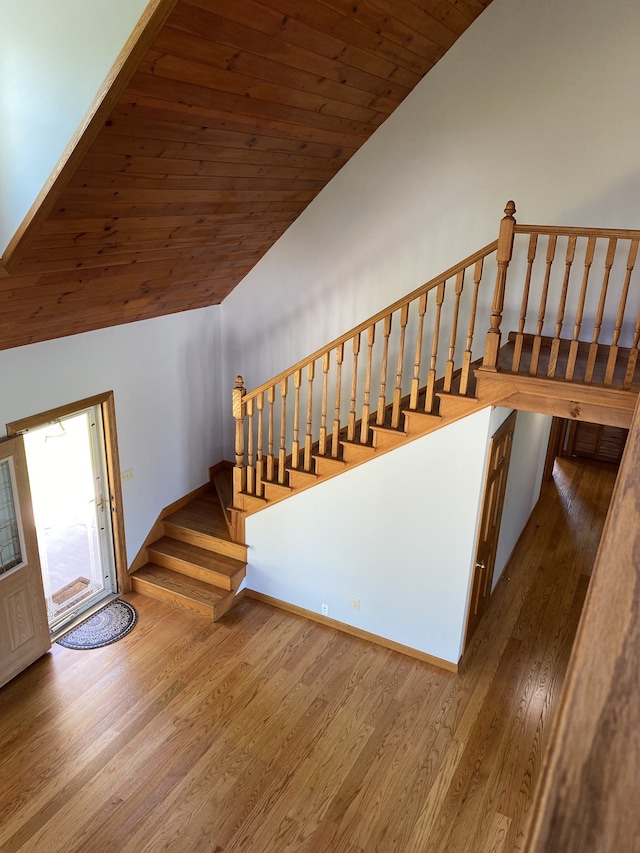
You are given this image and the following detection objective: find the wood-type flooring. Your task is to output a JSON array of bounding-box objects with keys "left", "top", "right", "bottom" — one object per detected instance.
[{"left": 0, "top": 457, "right": 616, "bottom": 852}]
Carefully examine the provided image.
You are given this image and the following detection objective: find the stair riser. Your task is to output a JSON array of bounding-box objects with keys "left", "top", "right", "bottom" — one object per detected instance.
[
  {"left": 131, "top": 576, "right": 215, "bottom": 619},
  {"left": 213, "top": 589, "right": 243, "bottom": 621},
  {"left": 340, "top": 443, "right": 377, "bottom": 464},
  {"left": 370, "top": 430, "right": 406, "bottom": 452},
  {"left": 263, "top": 482, "right": 292, "bottom": 503},
  {"left": 312, "top": 457, "right": 347, "bottom": 478},
  {"left": 163, "top": 520, "right": 247, "bottom": 561},
  {"left": 287, "top": 470, "right": 318, "bottom": 490},
  {"left": 147, "top": 549, "right": 245, "bottom": 591}
]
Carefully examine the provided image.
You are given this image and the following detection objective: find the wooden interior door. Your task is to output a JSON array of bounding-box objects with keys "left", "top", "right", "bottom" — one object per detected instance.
[
  {"left": 464, "top": 410, "right": 517, "bottom": 650},
  {"left": 0, "top": 435, "right": 50, "bottom": 689}
]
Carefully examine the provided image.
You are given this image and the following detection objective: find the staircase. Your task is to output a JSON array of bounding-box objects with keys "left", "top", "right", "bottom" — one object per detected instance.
[
  {"left": 231, "top": 203, "right": 640, "bottom": 519},
  {"left": 130, "top": 202, "right": 640, "bottom": 619},
  {"left": 130, "top": 469, "right": 247, "bottom": 621}
]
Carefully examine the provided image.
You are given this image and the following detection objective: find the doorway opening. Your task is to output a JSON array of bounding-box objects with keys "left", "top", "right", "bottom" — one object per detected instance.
[{"left": 6, "top": 392, "right": 128, "bottom": 635}]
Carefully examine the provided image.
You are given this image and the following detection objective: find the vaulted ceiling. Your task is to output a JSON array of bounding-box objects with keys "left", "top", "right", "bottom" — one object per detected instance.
[{"left": 0, "top": 0, "right": 492, "bottom": 351}]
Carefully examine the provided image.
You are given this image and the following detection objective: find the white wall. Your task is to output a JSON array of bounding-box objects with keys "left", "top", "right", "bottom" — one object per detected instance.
[
  {"left": 0, "top": 0, "right": 150, "bottom": 253},
  {"left": 221, "top": 0, "right": 640, "bottom": 455},
  {"left": 0, "top": 306, "right": 223, "bottom": 563},
  {"left": 492, "top": 410, "right": 552, "bottom": 589},
  {"left": 246, "top": 408, "right": 495, "bottom": 665}
]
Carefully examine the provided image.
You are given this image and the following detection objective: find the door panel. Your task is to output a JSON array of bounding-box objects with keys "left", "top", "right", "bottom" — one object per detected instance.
[
  {"left": 21, "top": 406, "right": 118, "bottom": 632},
  {"left": 0, "top": 436, "right": 50, "bottom": 689},
  {"left": 464, "top": 410, "right": 517, "bottom": 650}
]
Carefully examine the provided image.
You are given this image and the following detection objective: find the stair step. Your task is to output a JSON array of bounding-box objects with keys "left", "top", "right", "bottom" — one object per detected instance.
[
  {"left": 131, "top": 564, "right": 237, "bottom": 620},
  {"left": 167, "top": 486, "right": 245, "bottom": 552},
  {"left": 402, "top": 409, "right": 442, "bottom": 434},
  {"left": 164, "top": 514, "right": 247, "bottom": 561},
  {"left": 287, "top": 467, "right": 319, "bottom": 490},
  {"left": 263, "top": 480, "right": 293, "bottom": 501},
  {"left": 166, "top": 489, "right": 233, "bottom": 541},
  {"left": 369, "top": 424, "right": 407, "bottom": 451},
  {"left": 435, "top": 392, "right": 481, "bottom": 420},
  {"left": 148, "top": 536, "right": 246, "bottom": 590},
  {"left": 340, "top": 440, "right": 377, "bottom": 463}
]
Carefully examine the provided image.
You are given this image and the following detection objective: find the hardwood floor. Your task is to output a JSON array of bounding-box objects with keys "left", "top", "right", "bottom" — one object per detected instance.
[{"left": 0, "top": 458, "right": 616, "bottom": 853}]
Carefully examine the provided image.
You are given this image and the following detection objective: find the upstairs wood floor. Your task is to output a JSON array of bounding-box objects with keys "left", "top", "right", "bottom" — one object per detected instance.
[{"left": 0, "top": 457, "right": 616, "bottom": 852}]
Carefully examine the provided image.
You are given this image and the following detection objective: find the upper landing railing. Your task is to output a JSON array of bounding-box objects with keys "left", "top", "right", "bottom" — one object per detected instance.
[{"left": 232, "top": 202, "right": 640, "bottom": 503}]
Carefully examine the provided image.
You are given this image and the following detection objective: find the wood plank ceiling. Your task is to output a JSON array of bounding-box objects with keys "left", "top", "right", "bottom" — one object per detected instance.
[{"left": 0, "top": 0, "right": 492, "bottom": 351}]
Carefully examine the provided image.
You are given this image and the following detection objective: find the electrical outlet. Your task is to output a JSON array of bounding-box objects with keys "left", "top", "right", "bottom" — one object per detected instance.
[
  {"left": 351, "top": 598, "right": 360, "bottom": 610},
  {"left": 321, "top": 603, "right": 329, "bottom": 616},
  {"left": 121, "top": 468, "right": 134, "bottom": 482}
]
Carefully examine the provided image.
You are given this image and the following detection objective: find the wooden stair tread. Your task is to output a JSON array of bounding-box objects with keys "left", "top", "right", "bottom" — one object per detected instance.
[
  {"left": 167, "top": 490, "right": 231, "bottom": 541},
  {"left": 134, "top": 563, "right": 231, "bottom": 600},
  {"left": 149, "top": 536, "right": 245, "bottom": 576},
  {"left": 131, "top": 563, "right": 237, "bottom": 620}
]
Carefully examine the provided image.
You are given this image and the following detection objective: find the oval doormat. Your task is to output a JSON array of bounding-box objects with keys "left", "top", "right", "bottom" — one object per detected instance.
[{"left": 57, "top": 600, "right": 137, "bottom": 650}]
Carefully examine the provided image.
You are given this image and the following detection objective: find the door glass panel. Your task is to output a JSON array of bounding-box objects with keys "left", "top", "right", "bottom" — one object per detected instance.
[
  {"left": 22, "top": 407, "right": 116, "bottom": 630},
  {"left": 0, "top": 458, "right": 24, "bottom": 574}
]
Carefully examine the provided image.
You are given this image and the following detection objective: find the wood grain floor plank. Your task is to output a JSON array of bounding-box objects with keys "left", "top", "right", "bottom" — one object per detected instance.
[{"left": 0, "top": 458, "right": 615, "bottom": 852}]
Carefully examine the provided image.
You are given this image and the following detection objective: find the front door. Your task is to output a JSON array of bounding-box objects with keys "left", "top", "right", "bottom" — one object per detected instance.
[
  {"left": 0, "top": 435, "right": 50, "bottom": 689},
  {"left": 464, "top": 410, "right": 517, "bottom": 649},
  {"left": 20, "top": 405, "right": 118, "bottom": 634}
]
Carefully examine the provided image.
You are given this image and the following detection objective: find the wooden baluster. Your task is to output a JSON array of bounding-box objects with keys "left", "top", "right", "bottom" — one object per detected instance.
[
  {"left": 410, "top": 293, "right": 428, "bottom": 408},
  {"left": 291, "top": 369, "right": 301, "bottom": 469},
  {"left": 529, "top": 234, "right": 557, "bottom": 376},
  {"left": 548, "top": 236, "right": 577, "bottom": 378},
  {"left": 377, "top": 314, "right": 392, "bottom": 425},
  {"left": 444, "top": 270, "right": 464, "bottom": 393},
  {"left": 348, "top": 334, "right": 360, "bottom": 441},
  {"left": 565, "top": 236, "right": 596, "bottom": 381},
  {"left": 482, "top": 201, "right": 516, "bottom": 371},
  {"left": 512, "top": 234, "right": 538, "bottom": 372},
  {"left": 360, "top": 325, "right": 375, "bottom": 443},
  {"left": 232, "top": 375, "right": 246, "bottom": 499},
  {"left": 304, "top": 362, "right": 314, "bottom": 471},
  {"left": 460, "top": 259, "right": 483, "bottom": 395},
  {"left": 319, "top": 351, "right": 330, "bottom": 455},
  {"left": 278, "top": 378, "right": 287, "bottom": 483},
  {"left": 246, "top": 397, "right": 255, "bottom": 495},
  {"left": 606, "top": 239, "right": 639, "bottom": 385},
  {"left": 585, "top": 238, "right": 617, "bottom": 383},
  {"left": 255, "top": 391, "right": 264, "bottom": 497},
  {"left": 425, "top": 282, "right": 445, "bottom": 413},
  {"left": 391, "top": 304, "right": 409, "bottom": 428},
  {"left": 623, "top": 309, "right": 640, "bottom": 389},
  {"left": 266, "top": 385, "right": 275, "bottom": 481},
  {"left": 332, "top": 343, "right": 344, "bottom": 457}
]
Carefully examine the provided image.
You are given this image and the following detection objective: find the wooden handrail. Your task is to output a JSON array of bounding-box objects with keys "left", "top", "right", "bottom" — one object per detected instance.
[{"left": 515, "top": 223, "right": 640, "bottom": 239}]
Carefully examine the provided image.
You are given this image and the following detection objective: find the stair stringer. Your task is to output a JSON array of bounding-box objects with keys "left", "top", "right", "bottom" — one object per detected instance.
[{"left": 233, "top": 377, "right": 518, "bottom": 519}]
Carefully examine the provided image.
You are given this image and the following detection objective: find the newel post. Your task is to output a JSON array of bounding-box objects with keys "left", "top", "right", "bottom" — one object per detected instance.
[
  {"left": 232, "top": 375, "right": 246, "bottom": 498},
  {"left": 481, "top": 200, "right": 516, "bottom": 371}
]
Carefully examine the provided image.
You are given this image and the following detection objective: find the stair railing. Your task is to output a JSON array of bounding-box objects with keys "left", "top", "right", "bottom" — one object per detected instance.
[
  {"left": 233, "top": 201, "right": 640, "bottom": 505},
  {"left": 481, "top": 204, "right": 640, "bottom": 388},
  {"left": 232, "top": 238, "right": 501, "bottom": 502}
]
